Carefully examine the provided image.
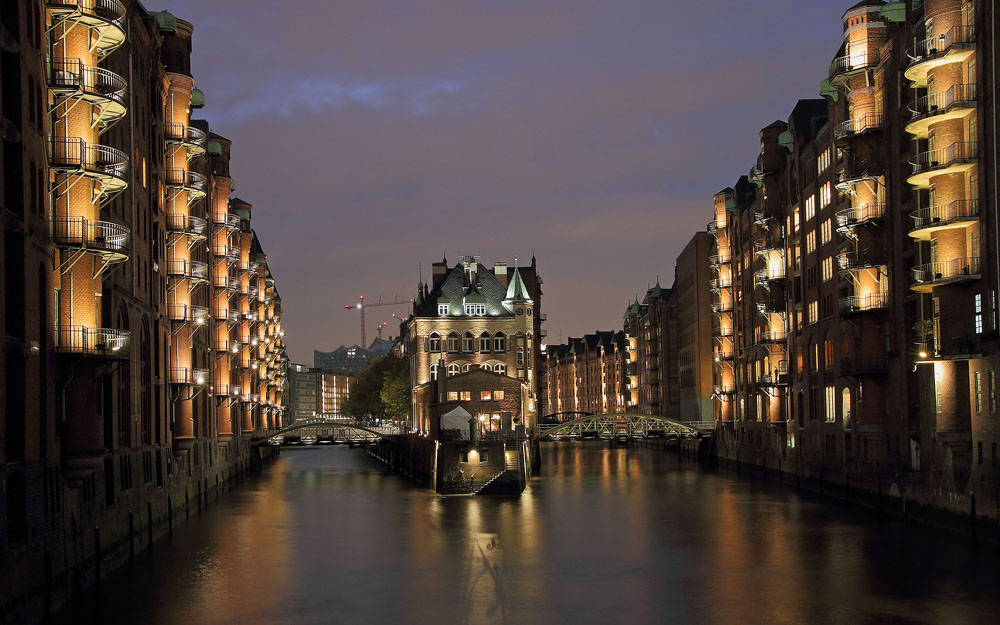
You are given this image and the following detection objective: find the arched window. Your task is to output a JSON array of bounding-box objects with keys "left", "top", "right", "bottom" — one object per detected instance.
[
  {"left": 461, "top": 363, "right": 472, "bottom": 373},
  {"left": 462, "top": 332, "right": 474, "bottom": 353},
  {"left": 494, "top": 332, "right": 506, "bottom": 353},
  {"left": 480, "top": 363, "right": 493, "bottom": 372},
  {"left": 479, "top": 332, "right": 491, "bottom": 353},
  {"left": 494, "top": 363, "right": 507, "bottom": 376},
  {"left": 448, "top": 363, "right": 460, "bottom": 377},
  {"left": 447, "top": 332, "right": 459, "bottom": 353},
  {"left": 428, "top": 332, "right": 440, "bottom": 353},
  {"left": 430, "top": 363, "right": 439, "bottom": 381}
]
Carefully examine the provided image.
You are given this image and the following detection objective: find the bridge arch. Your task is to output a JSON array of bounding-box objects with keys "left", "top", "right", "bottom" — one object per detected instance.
[
  {"left": 539, "top": 413, "right": 707, "bottom": 439},
  {"left": 252, "top": 419, "right": 395, "bottom": 443}
]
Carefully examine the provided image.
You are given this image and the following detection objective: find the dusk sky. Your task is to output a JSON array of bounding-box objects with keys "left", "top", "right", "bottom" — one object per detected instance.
[{"left": 159, "top": 0, "right": 848, "bottom": 363}]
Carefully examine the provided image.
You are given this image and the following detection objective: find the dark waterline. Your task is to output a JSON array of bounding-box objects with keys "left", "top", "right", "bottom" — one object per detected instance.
[{"left": 60, "top": 443, "right": 1000, "bottom": 625}]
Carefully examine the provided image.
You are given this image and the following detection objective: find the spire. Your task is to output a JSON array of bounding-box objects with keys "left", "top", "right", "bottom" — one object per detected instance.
[{"left": 504, "top": 267, "right": 532, "bottom": 302}]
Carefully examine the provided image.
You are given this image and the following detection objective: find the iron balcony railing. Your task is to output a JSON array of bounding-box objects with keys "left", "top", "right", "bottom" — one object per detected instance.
[
  {"left": 242, "top": 283, "right": 259, "bottom": 297},
  {"left": 909, "top": 142, "right": 978, "bottom": 175},
  {"left": 47, "top": 57, "right": 126, "bottom": 108},
  {"left": 169, "top": 367, "right": 210, "bottom": 385},
  {"left": 165, "top": 213, "right": 207, "bottom": 237},
  {"left": 760, "top": 329, "right": 787, "bottom": 343},
  {"left": 756, "top": 301, "right": 782, "bottom": 315},
  {"left": 164, "top": 167, "right": 207, "bottom": 193},
  {"left": 709, "top": 250, "right": 732, "bottom": 265},
  {"left": 837, "top": 251, "right": 879, "bottom": 272},
  {"left": 707, "top": 220, "right": 727, "bottom": 234},
  {"left": 710, "top": 277, "right": 732, "bottom": 290},
  {"left": 912, "top": 257, "right": 981, "bottom": 285},
  {"left": 227, "top": 309, "right": 242, "bottom": 324},
  {"left": 830, "top": 50, "right": 880, "bottom": 77},
  {"left": 840, "top": 293, "right": 888, "bottom": 314},
  {"left": 51, "top": 216, "right": 129, "bottom": 254},
  {"left": 167, "top": 304, "right": 209, "bottom": 323},
  {"left": 49, "top": 137, "right": 128, "bottom": 183},
  {"left": 225, "top": 214, "right": 241, "bottom": 230},
  {"left": 714, "top": 384, "right": 736, "bottom": 395},
  {"left": 241, "top": 393, "right": 261, "bottom": 404},
  {"left": 711, "top": 324, "right": 734, "bottom": 337},
  {"left": 908, "top": 83, "right": 977, "bottom": 119},
  {"left": 834, "top": 112, "right": 884, "bottom": 139},
  {"left": 164, "top": 122, "right": 208, "bottom": 149},
  {"left": 910, "top": 199, "right": 979, "bottom": 230},
  {"left": 714, "top": 348, "right": 734, "bottom": 361},
  {"left": 165, "top": 258, "right": 208, "bottom": 280},
  {"left": 754, "top": 268, "right": 786, "bottom": 284},
  {"left": 836, "top": 203, "right": 885, "bottom": 229},
  {"left": 711, "top": 300, "right": 733, "bottom": 314},
  {"left": 47, "top": 1, "right": 127, "bottom": 52},
  {"left": 906, "top": 25, "right": 976, "bottom": 66},
  {"left": 55, "top": 325, "right": 128, "bottom": 355}
]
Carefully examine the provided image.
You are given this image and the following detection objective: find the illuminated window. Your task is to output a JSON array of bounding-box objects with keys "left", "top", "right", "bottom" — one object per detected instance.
[
  {"left": 825, "top": 386, "right": 836, "bottom": 423},
  {"left": 448, "top": 391, "right": 459, "bottom": 401},
  {"left": 460, "top": 391, "right": 471, "bottom": 401},
  {"left": 495, "top": 363, "right": 507, "bottom": 376},
  {"left": 448, "top": 363, "right": 460, "bottom": 377},
  {"left": 463, "top": 332, "right": 474, "bottom": 352},
  {"left": 817, "top": 147, "right": 831, "bottom": 173},
  {"left": 438, "top": 304, "right": 449, "bottom": 316},
  {"left": 479, "top": 332, "right": 491, "bottom": 352},
  {"left": 821, "top": 219, "right": 832, "bottom": 244},
  {"left": 481, "top": 390, "right": 492, "bottom": 401},
  {"left": 808, "top": 301, "right": 818, "bottom": 324},
  {"left": 805, "top": 195, "right": 816, "bottom": 220},
  {"left": 464, "top": 303, "right": 486, "bottom": 316},
  {"left": 428, "top": 333, "right": 440, "bottom": 352},
  {"left": 447, "top": 332, "right": 459, "bottom": 352},
  {"left": 820, "top": 182, "right": 832, "bottom": 209},
  {"left": 495, "top": 389, "right": 505, "bottom": 400},
  {"left": 494, "top": 332, "right": 506, "bottom": 353},
  {"left": 975, "top": 293, "right": 984, "bottom": 334},
  {"left": 430, "top": 363, "right": 438, "bottom": 381},
  {"left": 806, "top": 231, "right": 816, "bottom": 254},
  {"left": 822, "top": 257, "right": 833, "bottom": 282}
]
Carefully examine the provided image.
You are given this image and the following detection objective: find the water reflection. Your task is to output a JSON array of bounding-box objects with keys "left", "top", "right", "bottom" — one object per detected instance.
[{"left": 62, "top": 443, "right": 999, "bottom": 625}]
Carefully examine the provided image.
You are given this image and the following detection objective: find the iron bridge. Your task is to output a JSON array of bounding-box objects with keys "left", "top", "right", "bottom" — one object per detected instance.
[
  {"left": 538, "top": 413, "right": 711, "bottom": 439},
  {"left": 251, "top": 418, "right": 399, "bottom": 444}
]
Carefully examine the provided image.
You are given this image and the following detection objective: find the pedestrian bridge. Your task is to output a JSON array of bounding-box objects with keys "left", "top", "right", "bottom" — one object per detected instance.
[
  {"left": 538, "top": 413, "right": 711, "bottom": 439},
  {"left": 251, "top": 418, "right": 399, "bottom": 444}
]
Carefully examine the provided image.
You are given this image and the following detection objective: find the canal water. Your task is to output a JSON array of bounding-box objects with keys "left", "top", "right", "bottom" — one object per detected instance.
[{"left": 60, "top": 443, "right": 1000, "bottom": 625}]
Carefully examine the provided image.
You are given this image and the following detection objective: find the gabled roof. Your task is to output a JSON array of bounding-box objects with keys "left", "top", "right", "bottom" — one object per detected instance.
[{"left": 505, "top": 268, "right": 532, "bottom": 303}]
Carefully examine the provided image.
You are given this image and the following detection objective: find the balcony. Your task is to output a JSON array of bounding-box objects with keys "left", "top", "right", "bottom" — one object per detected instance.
[
  {"left": 836, "top": 158, "right": 883, "bottom": 192},
  {"left": 711, "top": 300, "right": 733, "bottom": 314},
  {"left": 241, "top": 392, "right": 261, "bottom": 404},
  {"left": 840, "top": 293, "right": 888, "bottom": 315},
  {"left": 756, "top": 300, "right": 782, "bottom": 315},
  {"left": 833, "top": 112, "right": 884, "bottom": 141},
  {"left": 709, "top": 250, "right": 732, "bottom": 266},
  {"left": 908, "top": 199, "right": 979, "bottom": 240},
  {"left": 166, "top": 258, "right": 209, "bottom": 283},
  {"left": 49, "top": 138, "right": 128, "bottom": 196},
  {"left": 238, "top": 258, "right": 255, "bottom": 274},
  {"left": 836, "top": 203, "right": 885, "bottom": 231},
  {"left": 829, "top": 50, "right": 880, "bottom": 80},
  {"left": 167, "top": 304, "right": 209, "bottom": 324},
  {"left": 164, "top": 167, "right": 208, "bottom": 200},
  {"left": 713, "top": 384, "right": 736, "bottom": 396},
  {"left": 169, "top": 367, "right": 210, "bottom": 385},
  {"left": 908, "top": 142, "right": 978, "bottom": 187},
  {"left": 760, "top": 329, "right": 787, "bottom": 344},
  {"left": 54, "top": 325, "right": 129, "bottom": 357},
  {"left": 47, "top": 58, "right": 126, "bottom": 128},
  {"left": 753, "top": 236, "right": 782, "bottom": 256},
  {"left": 165, "top": 213, "right": 207, "bottom": 240},
  {"left": 227, "top": 309, "right": 242, "bottom": 324},
  {"left": 905, "top": 25, "right": 977, "bottom": 85},
  {"left": 911, "top": 257, "right": 981, "bottom": 292},
  {"left": 754, "top": 268, "right": 786, "bottom": 286},
  {"left": 212, "top": 244, "right": 240, "bottom": 263},
  {"left": 837, "top": 251, "right": 881, "bottom": 274},
  {"left": 47, "top": 1, "right": 127, "bottom": 57},
  {"left": 710, "top": 277, "right": 732, "bottom": 291},
  {"left": 711, "top": 323, "right": 733, "bottom": 338},
  {"left": 714, "top": 348, "right": 734, "bottom": 362},
  {"left": 840, "top": 357, "right": 887, "bottom": 377},
  {"left": 906, "top": 83, "right": 977, "bottom": 137},
  {"left": 51, "top": 216, "right": 128, "bottom": 261},
  {"left": 164, "top": 122, "right": 208, "bottom": 158},
  {"left": 242, "top": 283, "right": 259, "bottom": 298},
  {"left": 707, "top": 220, "right": 727, "bottom": 235}
]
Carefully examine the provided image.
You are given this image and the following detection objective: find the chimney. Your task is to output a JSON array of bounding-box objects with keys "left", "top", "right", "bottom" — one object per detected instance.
[
  {"left": 432, "top": 259, "right": 448, "bottom": 290},
  {"left": 494, "top": 262, "right": 508, "bottom": 287},
  {"left": 437, "top": 355, "right": 446, "bottom": 404}
]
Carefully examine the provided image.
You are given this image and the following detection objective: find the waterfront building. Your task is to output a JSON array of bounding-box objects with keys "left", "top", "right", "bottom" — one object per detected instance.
[
  {"left": 708, "top": 0, "right": 999, "bottom": 520},
  {"left": 404, "top": 256, "right": 543, "bottom": 436},
  {"left": 287, "top": 364, "right": 354, "bottom": 420},
  {"left": 0, "top": 3, "right": 286, "bottom": 621},
  {"left": 541, "top": 331, "right": 629, "bottom": 416},
  {"left": 623, "top": 283, "right": 681, "bottom": 418},
  {"left": 674, "top": 232, "right": 715, "bottom": 424},
  {"left": 314, "top": 337, "right": 391, "bottom": 374}
]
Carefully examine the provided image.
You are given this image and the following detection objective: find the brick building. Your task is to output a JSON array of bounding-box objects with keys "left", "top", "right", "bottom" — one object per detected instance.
[
  {"left": 0, "top": 3, "right": 286, "bottom": 621},
  {"left": 707, "top": 0, "right": 1000, "bottom": 521},
  {"left": 541, "top": 331, "right": 629, "bottom": 416},
  {"left": 404, "top": 256, "right": 543, "bottom": 436}
]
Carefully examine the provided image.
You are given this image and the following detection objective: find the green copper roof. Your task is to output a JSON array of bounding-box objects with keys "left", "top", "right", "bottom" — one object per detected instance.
[
  {"left": 190, "top": 88, "right": 205, "bottom": 109},
  {"left": 819, "top": 79, "right": 839, "bottom": 103},
  {"left": 504, "top": 268, "right": 532, "bottom": 302},
  {"left": 206, "top": 140, "right": 222, "bottom": 156},
  {"left": 778, "top": 129, "right": 794, "bottom": 152},
  {"left": 152, "top": 11, "right": 177, "bottom": 33},
  {"left": 880, "top": 2, "right": 905, "bottom": 22}
]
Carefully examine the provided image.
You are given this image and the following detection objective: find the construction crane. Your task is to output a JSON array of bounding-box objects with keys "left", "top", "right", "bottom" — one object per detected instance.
[{"left": 344, "top": 295, "right": 412, "bottom": 346}]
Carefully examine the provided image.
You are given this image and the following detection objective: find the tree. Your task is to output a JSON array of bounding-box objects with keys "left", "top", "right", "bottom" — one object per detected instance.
[{"left": 342, "top": 354, "right": 410, "bottom": 422}]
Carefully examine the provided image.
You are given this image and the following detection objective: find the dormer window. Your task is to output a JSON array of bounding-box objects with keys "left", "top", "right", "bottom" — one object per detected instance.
[
  {"left": 438, "top": 304, "right": 449, "bottom": 316},
  {"left": 464, "top": 303, "right": 486, "bottom": 316}
]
